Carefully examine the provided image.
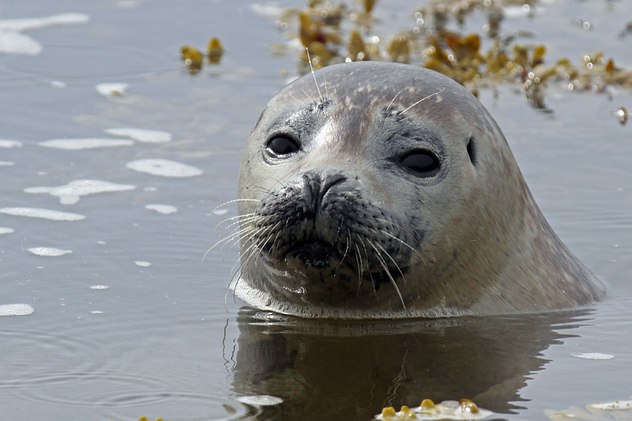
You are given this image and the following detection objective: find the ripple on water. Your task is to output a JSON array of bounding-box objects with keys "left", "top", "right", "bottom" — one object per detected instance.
[
  {"left": 102, "top": 393, "right": 249, "bottom": 421},
  {"left": 0, "top": 328, "right": 109, "bottom": 389}
]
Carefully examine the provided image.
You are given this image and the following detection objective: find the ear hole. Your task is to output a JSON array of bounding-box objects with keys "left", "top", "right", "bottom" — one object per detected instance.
[{"left": 466, "top": 137, "right": 476, "bottom": 166}]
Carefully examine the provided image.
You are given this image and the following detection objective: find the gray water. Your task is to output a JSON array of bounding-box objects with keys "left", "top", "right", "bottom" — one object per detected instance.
[{"left": 1, "top": 1, "right": 631, "bottom": 420}]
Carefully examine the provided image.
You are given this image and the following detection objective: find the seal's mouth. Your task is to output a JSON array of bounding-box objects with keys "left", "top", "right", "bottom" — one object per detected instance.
[
  {"left": 260, "top": 237, "right": 411, "bottom": 287},
  {"left": 289, "top": 240, "right": 339, "bottom": 268},
  {"left": 260, "top": 237, "right": 345, "bottom": 269}
]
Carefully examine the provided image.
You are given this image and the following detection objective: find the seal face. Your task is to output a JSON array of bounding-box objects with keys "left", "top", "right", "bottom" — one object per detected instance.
[{"left": 235, "top": 61, "right": 604, "bottom": 319}]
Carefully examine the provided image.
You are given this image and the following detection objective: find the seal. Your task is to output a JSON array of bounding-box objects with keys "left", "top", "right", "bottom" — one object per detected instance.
[{"left": 234, "top": 61, "right": 604, "bottom": 319}]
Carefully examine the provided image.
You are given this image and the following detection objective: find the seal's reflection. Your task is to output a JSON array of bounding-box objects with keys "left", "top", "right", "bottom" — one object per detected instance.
[{"left": 232, "top": 307, "right": 591, "bottom": 420}]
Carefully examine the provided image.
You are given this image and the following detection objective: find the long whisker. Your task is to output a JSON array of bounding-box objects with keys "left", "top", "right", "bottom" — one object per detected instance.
[
  {"left": 305, "top": 47, "right": 323, "bottom": 102},
  {"left": 221, "top": 214, "right": 260, "bottom": 230},
  {"left": 357, "top": 236, "right": 377, "bottom": 297},
  {"left": 206, "top": 222, "right": 256, "bottom": 261},
  {"left": 373, "top": 240, "right": 407, "bottom": 286},
  {"left": 378, "top": 230, "right": 421, "bottom": 258},
  {"left": 216, "top": 212, "right": 257, "bottom": 228},
  {"left": 368, "top": 240, "right": 407, "bottom": 310},
  {"left": 354, "top": 243, "right": 364, "bottom": 296},
  {"left": 224, "top": 222, "right": 279, "bottom": 304},
  {"left": 213, "top": 198, "right": 260, "bottom": 210},
  {"left": 335, "top": 235, "right": 351, "bottom": 272},
  {"left": 397, "top": 88, "right": 445, "bottom": 117},
  {"left": 386, "top": 87, "right": 408, "bottom": 111}
]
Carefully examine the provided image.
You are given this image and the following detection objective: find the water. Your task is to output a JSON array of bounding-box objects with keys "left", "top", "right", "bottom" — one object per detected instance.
[{"left": 1, "top": 1, "right": 631, "bottom": 420}]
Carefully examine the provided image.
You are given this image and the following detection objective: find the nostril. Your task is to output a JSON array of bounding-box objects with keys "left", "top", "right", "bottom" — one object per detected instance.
[
  {"left": 321, "top": 174, "right": 346, "bottom": 198},
  {"left": 301, "top": 171, "right": 347, "bottom": 215}
]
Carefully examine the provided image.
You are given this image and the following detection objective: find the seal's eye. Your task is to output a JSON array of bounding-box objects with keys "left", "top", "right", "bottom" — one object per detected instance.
[
  {"left": 266, "top": 136, "right": 300, "bottom": 157},
  {"left": 400, "top": 150, "right": 440, "bottom": 177}
]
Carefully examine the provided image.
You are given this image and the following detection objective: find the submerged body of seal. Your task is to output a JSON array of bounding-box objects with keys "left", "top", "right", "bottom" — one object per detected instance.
[{"left": 234, "top": 61, "right": 604, "bottom": 319}]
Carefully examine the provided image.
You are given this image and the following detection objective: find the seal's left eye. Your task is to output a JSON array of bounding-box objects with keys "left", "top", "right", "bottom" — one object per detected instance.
[
  {"left": 266, "top": 136, "right": 300, "bottom": 157},
  {"left": 400, "top": 150, "right": 440, "bottom": 177}
]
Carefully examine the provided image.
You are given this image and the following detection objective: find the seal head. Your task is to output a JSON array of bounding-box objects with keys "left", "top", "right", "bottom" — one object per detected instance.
[{"left": 236, "top": 61, "right": 604, "bottom": 319}]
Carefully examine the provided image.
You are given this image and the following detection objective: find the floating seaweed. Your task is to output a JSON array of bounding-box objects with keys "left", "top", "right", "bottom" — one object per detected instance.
[
  {"left": 375, "top": 398, "right": 493, "bottom": 420},
  {"left": 180, "top": 37, "right": 224, "bottom": 74},
  {"left": 253, "top": 0, "right": 631, "bottom": 120}
]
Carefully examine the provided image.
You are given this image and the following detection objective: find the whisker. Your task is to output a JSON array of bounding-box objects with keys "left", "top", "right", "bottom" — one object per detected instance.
[
  {"left": 205, "top": 222, "right": 259, "bottom": 260},
  {"left": 368, "top": 240, "right": 407, "bottom": 310},
  {"left": 305, "top": 47, "right": 323, "bottom": 102},
  {"left": 373, "top": 240, "right": 407, "bottom": 286},
  {"left": 357, "top": 236, "right": 377, "bottom": 297},
  {"left": 335, "top": 235, "right": 351, "bottom": 272},
  {"left": 379, "top": 230, "right": 421, "bottom": 258},
  {"left": 216, "top": 212, "right": 257, "bottom": 228},
  {"left": 354, "top": 243, "right": 364, "bottom": 296},
  {"left": 397, "top": 88, "right": 445, "bottom": 117},
  {"left": 213, "top": 198, "right": 260, "bottom": 211},
  {"left": 386, "top": 87, "right": 408, "bottom": 111},
  {"left": 224, "top": 220, "right": 278, "bottom": 304},
  {"left": 221, "top": 215, "right": 260, "bottom": 230}
]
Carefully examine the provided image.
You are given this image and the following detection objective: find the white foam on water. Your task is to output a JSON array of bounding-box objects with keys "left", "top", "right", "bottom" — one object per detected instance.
[
  {"left": 0, "top": 227, "right": 15, "bottom": 235},
  {"left": 590, "top": 400, "right": 632, "bottom": 410},
  {"left": 39, "top": 138, "right": 133, "bottom": 150},
  {"left": 135, "top": 261, "right": 151, "bottom": 267},
  {"left": 105, "top": 127, "right": 172, "bottom": 143},
  {"left": 50, "top": 80, "right": 66, "bottom": 88},
  {"left": 212, "top": 208, "right": 228, "bottom": 216},
  {"left": 0, "top": 303, "right": 34, "bottom": 316},
  {"left": 126, "top": 159, "right": 203, "bottom": 178},
  {"left": 571, "top": 352, "right": 615, "bottom": 360},
  {"left": 89, "top": 285, "right": 109, "bottom": 290},
  {"left": 0, "top": 30, "right": 41, "bottom": 54},
  {"left": 0, "top": 139, "right": 23, "bottom": 148},
  {"left": 25, "top": 179, "right": 136, "bottom": 205},
  {"left": 0, "top": 13, "right": 89, "bottom": 56},
  {"left": 28, "top": 247, "right": 73, "bottom": 257},
  {"left": 375, "top": 400, "right": 493, "bottom": 420},
  {"left": 0, "top": 207, "right": 85, "bottom": 221},
  {"left": 0, "top": 161, "right": 15, "bottom": 166},
  {"left": 117, "top": 0, "right": 141, "bottom": 9},
  {"left": 237, "top": 395, "right": 284, "bottom": 407},
  {"left": 96, "top": 83, "right": 128, "bottom": 97},
  {"left": 145, "top": 204, "right": 178, "bottom": 214},
  {"left": 0, "top": 13, "right": 90, "bottom": 32},
  {"left": 250, "top": 3, "right": 285, "bottom": 17},
  {"left": 90, "top": 310, "right": 104, "bottom": 314}
]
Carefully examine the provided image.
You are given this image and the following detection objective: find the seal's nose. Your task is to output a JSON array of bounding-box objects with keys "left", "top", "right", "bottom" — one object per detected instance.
[{"left": 301, "top": 171, "right": 347, "bottom": 216}]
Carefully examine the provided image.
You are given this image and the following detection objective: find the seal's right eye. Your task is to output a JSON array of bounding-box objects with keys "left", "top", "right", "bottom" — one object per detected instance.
[
  {"left": 266, "top": 136, "right": 300, "bottom": 157},
  {"left": 400, "top": 150, "right": 440, "bottom": 177}
]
